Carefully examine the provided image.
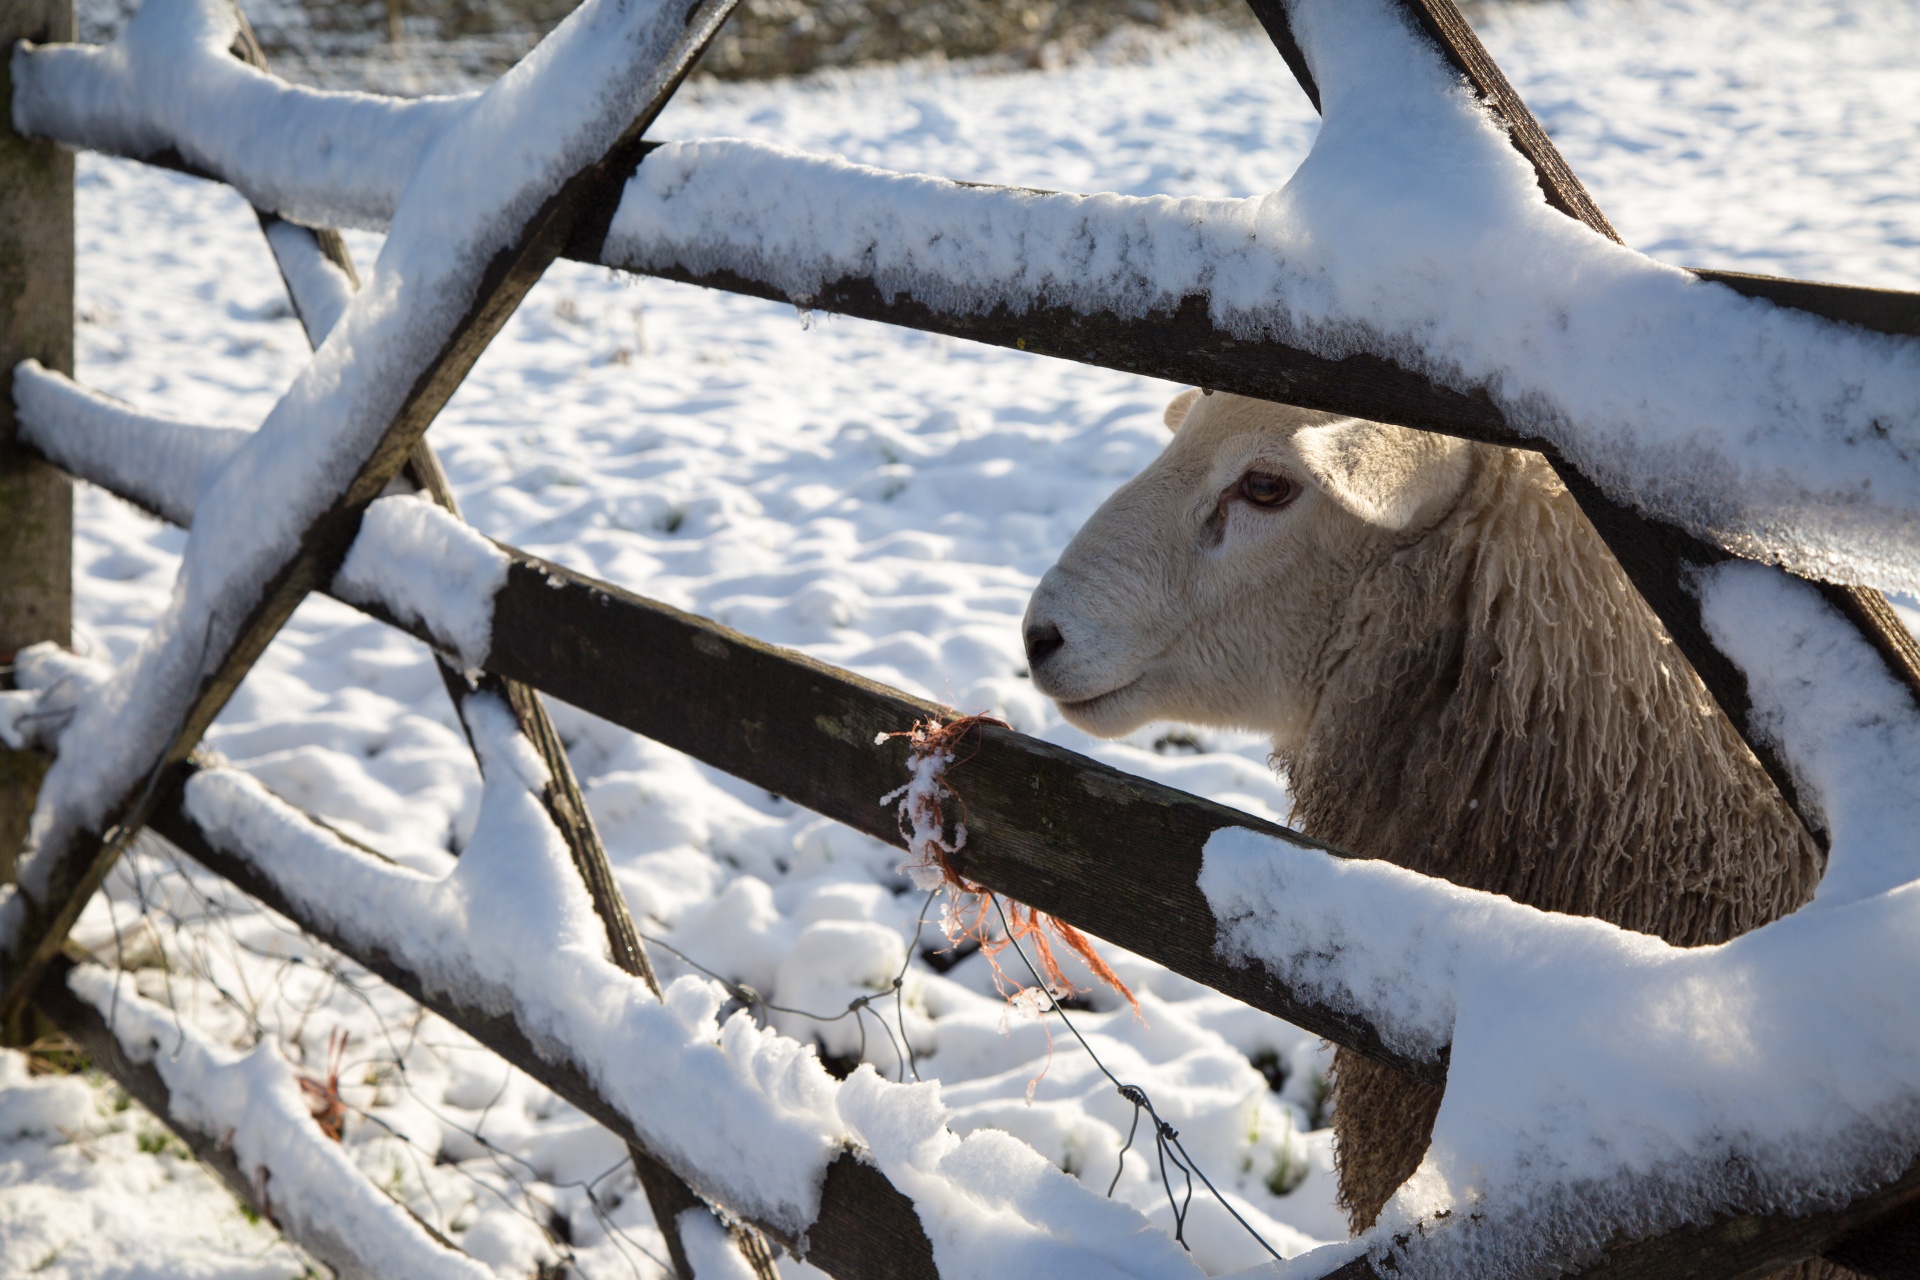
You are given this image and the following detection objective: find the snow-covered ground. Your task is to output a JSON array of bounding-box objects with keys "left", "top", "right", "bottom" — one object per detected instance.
[{"left": 4, "top": 0, "right": 1918, "bottom": 1275}]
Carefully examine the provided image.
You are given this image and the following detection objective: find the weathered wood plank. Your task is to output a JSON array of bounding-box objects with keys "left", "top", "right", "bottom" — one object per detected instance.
[
  {"left": 0, "top": 0, "right": 742, "bottom": 1025},
  {"left": 484, "top": 548, "right": 1442, "bottom": 1084},
  {"left": 136, "top": 757, "right": 939, "bottom": 1280},
  {"left": 0, "top": 0, "right": 75, "bottom": 895}
]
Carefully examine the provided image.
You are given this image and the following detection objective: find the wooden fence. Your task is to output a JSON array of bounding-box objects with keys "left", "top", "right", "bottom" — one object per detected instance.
[{"left": 4, "top": 0, "right": 1920, "bottom": 1276}]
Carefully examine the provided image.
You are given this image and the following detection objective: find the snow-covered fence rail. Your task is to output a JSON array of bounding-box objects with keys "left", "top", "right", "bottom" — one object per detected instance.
[
  {"left": 8, "top": 0, "right": 1920, "bottom": 1276},
  {"left": 28, "top": 398, "right": 1920, "bottom": 1280},
  {"left": 27, "top": 46, "right": 1920, "bottom": 852}
]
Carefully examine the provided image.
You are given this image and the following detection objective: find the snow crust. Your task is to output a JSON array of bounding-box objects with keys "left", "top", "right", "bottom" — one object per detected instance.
[
  {"left": 10, "top": 0, "right": 471, "bottom": 231},
  {"left": 67, "top": 963, "right": 495, "bottom": 1279},
  {"left": 23, "top": 1, "right": 1918, "bottom": 1271},
  {"left": 14, "top": 0, "right": 705, "bottom": 907},
  {"left": 182, "top": 694, "right": 852, "bottom": 1236},
  {"left": 333, "top": 495, "right": 509, "bottom": 671},
  {"left": 605, "top": 0, "right": 1920, "bottom": 594},
  {"left": 13, "top": 359, "right": 248, "bottom": 530},
  {"left": 13, "top": 367, "right": 506, "bottom": 670}
]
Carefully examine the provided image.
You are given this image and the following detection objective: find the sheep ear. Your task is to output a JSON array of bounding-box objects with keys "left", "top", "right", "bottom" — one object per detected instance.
[
  {"left": 1293, "top": 418, "right": 1474, "bottom": 531},
  {"left": 1163, "top": 388, "right": 1202, "bottom": 433}
]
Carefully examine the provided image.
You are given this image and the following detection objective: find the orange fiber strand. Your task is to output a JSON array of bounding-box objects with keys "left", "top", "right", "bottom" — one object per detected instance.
[{"left": 881, "top": 715, "right": 1139, "bottom": 1016}]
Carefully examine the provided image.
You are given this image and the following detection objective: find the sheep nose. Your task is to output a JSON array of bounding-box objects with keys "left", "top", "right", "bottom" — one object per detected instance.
[{"left": 1024, "top": 620, "right": 1066, "bottom": 669}]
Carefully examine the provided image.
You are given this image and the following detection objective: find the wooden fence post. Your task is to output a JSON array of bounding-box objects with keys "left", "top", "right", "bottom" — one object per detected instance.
[{"left": 0, "top": 0, "right": 75, "bottom": 886}]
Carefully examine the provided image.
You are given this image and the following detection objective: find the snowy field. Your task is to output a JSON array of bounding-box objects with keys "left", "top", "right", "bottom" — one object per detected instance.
[{"left": 3, "top": 0, "right": 1919, "bottom": 1275}]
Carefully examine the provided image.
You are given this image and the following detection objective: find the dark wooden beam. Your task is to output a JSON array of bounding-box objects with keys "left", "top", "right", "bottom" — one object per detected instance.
[
  {"left": 0, "top": 0, "right": 74, "bottom": 897},
  {"left": 5, "top": 411, "right": 1450, "bottom": 1087},
  {"left": 482, "top": 548, "right": 1440, "bottom": 1082},
  {"left": 135, "top": 756, "right": 938, "bottom": 1280},
  {"left": 0, "top": 0, "right": 742, "bottom": 1025}
]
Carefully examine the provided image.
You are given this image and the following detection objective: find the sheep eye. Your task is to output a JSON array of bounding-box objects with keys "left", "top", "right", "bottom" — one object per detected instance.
[{"left": 1238, "top": 470, "right": 1296, "bottom": 508}]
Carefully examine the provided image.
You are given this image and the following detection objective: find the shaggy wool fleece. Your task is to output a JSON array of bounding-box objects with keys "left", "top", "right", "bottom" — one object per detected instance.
[{"left": 1281, "top": 444, "right": 1823, "bottom": 1227}]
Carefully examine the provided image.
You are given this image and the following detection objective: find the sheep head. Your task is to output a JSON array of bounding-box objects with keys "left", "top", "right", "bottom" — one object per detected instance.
[{"left": 1023, "top": 390, "right": 1475, "bottom": 750}]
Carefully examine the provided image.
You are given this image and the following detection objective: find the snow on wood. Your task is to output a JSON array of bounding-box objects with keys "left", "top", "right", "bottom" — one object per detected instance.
[
  {"left": 9, "top": 0, "right": 721, "bottom": 920},
  {"left": 602, "top": 0, "right": 1920, "bottom": 597},
  {"left": 9, "top": 0, "right": 470, "bottom": 231},
  {"left": 11, "top": 363, "right": 506, "bottom": 683},
  {"left": 262, "top": 219, "right": 356, "bottom": 343},
  {"left": 11, "top": 358, "right": 246, "bottom": 529},
  {"left": 65, "top": 962, "right": 497, "bottom": 1280},
  {"left": 1698, "top": 563, "right": 1920, "bottom": 912},
  {"left": 168, "top": 704, "right": 1242, "bottom": 1276},
  {"left": 331, "top": 496, "right": 509, "bottom": 671},
  {"left": 1199, "top": 565, "right": 1920, "bottom": 1278},
  {"left": 181, "top": 694, "right": 853, "bottom": 1237}
]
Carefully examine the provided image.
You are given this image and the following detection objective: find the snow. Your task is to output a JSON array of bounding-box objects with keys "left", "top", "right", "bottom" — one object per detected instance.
[
  {"left": 0, "top": 1050, "right": 305, "bottom": 1278},
  {"left": 1200, "top": 822, "right": 1920, "bottom": 1277},
  {"left": 262, "top": 220, "right": 356, "bottom": 342},
  {"left": 9, "top": 0, "right": 1919, "bottom": 1274},
  {"left": 1697, "top": 563, "right": 1920, "bottom": 909},
  {"left": 10, "top": 0, "right": 472, "bottom": 231},
  {"left": 24, "top": 1, "right": 1920, "bottom": 594},
  {"left": 12, "top": 359, "right": 248, "bottom": 529},
  {"left": 333, "top": 496, "right": 510, "bottom": 671},
  {"left": 65, "top": 963, "right": 499, "bottom": 1280},
  {"left": 603, "top": 1, "right": 1920, "bottom": 596},
  {"left": 14, "top": 0, "right": 715, "bottom": 907},
  {"left": 180, "top": 701, "right": 852, "bottom": 1237}
]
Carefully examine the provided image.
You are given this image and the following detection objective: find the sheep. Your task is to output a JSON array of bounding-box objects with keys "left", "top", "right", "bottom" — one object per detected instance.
[{"left": 1021, "top": 389, "right": 1823, "bottom": 1231}]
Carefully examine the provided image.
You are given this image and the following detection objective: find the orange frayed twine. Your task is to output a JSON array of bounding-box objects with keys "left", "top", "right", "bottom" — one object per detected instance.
[
  {"left": 878, "top": 714, "right": 1138, "bottom": 1020},
  {"left": 297, "top": 1029, "right": 350, "bottom": 1142}
]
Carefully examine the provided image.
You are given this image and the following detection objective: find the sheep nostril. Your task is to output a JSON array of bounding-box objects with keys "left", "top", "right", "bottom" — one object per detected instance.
[{"left": 1024, "top": 621, "right": 1066, "bottom": 668}]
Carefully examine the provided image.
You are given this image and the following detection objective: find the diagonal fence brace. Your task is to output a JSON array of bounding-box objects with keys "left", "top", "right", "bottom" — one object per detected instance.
[
  {"left": 0, "top": 0, "right": 739, "bottom": 1026},
  {"left": 1245, "top": 0, "right": 1920, "bottom": 852},
  {"left": 250, "top": 157, "right": 775, "bottom": 1280}
]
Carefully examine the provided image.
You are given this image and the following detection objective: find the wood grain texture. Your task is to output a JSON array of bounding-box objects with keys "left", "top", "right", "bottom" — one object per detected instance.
[
  {"left": 33, "top": 951, "right": 476, "bottom": 1273},
  {"left": 0, "top": 0, "right": 75, "bottom": 893},
  {"left": 0, "top": 0, "right": 741, "bottom": 1026},
  {"left": 483, "top": 548, "right": 1446, "bottom": 1084},
  {"left": 137, "top": 758, "right": 939, "bottom": 1280}
]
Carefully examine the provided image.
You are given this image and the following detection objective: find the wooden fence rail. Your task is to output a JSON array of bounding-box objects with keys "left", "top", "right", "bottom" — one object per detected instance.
[
  {"left": 97, "top": 129, "right": 1920, "bottom": 846},
  {"left": 27, "top": 429, "right": 1920, "bottom": 1280},
  {"left": 8, "top": 0, "right": 1920, "bottom": 1276}
]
